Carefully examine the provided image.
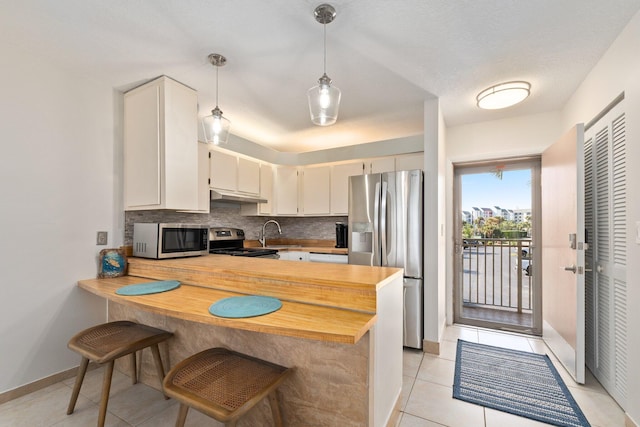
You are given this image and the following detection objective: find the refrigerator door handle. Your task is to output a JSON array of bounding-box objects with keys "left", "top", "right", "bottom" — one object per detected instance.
[
  {"left": 380, "top": 180, "right": 388, "bottom": 266},
  {"left": 373, "top": 181, "right": 381, "bottom": 266}
]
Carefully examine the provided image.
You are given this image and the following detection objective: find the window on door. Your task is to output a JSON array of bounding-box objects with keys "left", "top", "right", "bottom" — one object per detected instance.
[{"left": 453, "top": 158, "right": 542, "bottom": 335}]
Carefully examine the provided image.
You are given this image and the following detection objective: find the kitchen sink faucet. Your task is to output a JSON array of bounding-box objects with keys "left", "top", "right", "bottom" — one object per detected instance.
[{"left": 259, "top": 220, "right": 282, "bottom": 247}]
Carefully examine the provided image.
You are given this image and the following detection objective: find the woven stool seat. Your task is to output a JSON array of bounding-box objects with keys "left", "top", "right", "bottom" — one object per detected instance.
[
  {"left": 66, "top": 321, "right": 173, "bottom": 427},
  {"left": 163, "top": 348, "right": 292, "bottom": 427}
]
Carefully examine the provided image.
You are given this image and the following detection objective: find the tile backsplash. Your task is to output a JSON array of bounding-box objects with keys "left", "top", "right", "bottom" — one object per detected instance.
[{"left": 124, "top": 202, "right": 347, "bottom": 245}]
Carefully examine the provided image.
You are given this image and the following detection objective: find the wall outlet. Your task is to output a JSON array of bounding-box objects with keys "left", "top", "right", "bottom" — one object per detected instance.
[{"left": 97, "top": 231, "right": 108, "bottom": 245}]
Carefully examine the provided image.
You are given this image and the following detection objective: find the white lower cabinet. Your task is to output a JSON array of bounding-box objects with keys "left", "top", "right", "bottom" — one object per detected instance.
[
  {"left": 308, "top": 253, "right": 348, "bottom": 264},
  {"left": 279, "top": 251, "right": 310, "bottom": 262}
]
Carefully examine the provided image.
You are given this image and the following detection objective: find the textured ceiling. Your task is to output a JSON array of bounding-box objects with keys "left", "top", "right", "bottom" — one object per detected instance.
[{"left": 2, "top": 1, "right": 639, "bottom": 152}]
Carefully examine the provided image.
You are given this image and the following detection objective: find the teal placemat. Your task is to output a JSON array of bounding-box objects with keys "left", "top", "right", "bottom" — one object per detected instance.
[
  {"left": 116, "top": 280, "right": 181, "bottom": 296},
  {"left": 209, "top": 296, "right": 282, "bottom": 318}
]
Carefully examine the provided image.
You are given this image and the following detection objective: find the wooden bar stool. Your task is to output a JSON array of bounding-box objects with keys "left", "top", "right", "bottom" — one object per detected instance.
[
  {"left": 163, "top": 348, "right": 293, "bottom": 427},
  {"left": 66, "top": 320, "right": 173, "bottom": 427}
]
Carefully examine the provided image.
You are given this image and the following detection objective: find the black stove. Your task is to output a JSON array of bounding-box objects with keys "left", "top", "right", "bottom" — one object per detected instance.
[{"left": 209, "top": 227, "right": 278, "bottom": 258}]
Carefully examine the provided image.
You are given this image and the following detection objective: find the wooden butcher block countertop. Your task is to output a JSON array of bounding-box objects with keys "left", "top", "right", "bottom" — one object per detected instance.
[
  {"left": 126, "top": 255, "right": 401, "bottom": 313},
  {"left": 78, "top": 255, "right": 402, "bottom": 344},
  {"left": 78, "top": 276, "right": 376, "bottom": 344}
]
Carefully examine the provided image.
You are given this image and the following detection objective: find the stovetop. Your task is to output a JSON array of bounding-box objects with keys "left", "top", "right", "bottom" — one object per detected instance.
[
  {"left": 209, "top": 247, "right": 278, "bottom": 257},
  {"left": 208, "top": 227, "right": 278, "bottom": 257}
]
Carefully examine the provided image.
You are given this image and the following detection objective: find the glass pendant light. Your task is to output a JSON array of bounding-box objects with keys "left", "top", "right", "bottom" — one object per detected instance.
[
  {"left": 202, "top": 53, "right": 231, "bottom": 145},
  {"left": 307, "top": 4, "right": 341, "bottom": 126}
]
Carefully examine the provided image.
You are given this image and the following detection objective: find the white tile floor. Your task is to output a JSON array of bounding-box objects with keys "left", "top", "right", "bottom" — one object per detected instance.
[
  {"left": 0, "top": 325, "right": 625, "bottom": 426},
  {"left": 398, "top": 325, "right": 626, "bottom": 427}
]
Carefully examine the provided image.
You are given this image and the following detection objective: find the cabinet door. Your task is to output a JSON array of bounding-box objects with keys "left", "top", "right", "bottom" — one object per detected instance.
[
  {"left": 395, "top": 152, "right": 424, "bottom": 171},
  {"left": 331, "top": 162, "right": 364, "bottom": 215},
  {"left": 369, "top": 157, "right": 396, "bottom": 174},
  {"left": 274, "top": 166, "right": 298, "bottom": 215},
  {"left": 124, "top": 76, "right": 198, "bottom": 211},
  {"left": 196, "top": 143, "right": 210, "bottom": 212},
  {"left": 259, "top": 164, "right": 273, "bottom": 215},
  {"left": 210, "top": 150, "right": 237, "bottom": 191},
  {"left": 124, "top": 81, "right": 161, "bottom": 208},
  {"left": 238, "top": 157, "right": 260, "bottom": 195},
  {"left": 302, "top": 166, "right": 331, "bottom": 215}
]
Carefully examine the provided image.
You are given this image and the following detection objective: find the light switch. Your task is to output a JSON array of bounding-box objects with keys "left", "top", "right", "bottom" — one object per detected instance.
[
  {"left": 636, "top": 221, "right": 640, "bottom": 244},
  {"left": 97, "top": 231, "right": 108, "bottom": 245}
]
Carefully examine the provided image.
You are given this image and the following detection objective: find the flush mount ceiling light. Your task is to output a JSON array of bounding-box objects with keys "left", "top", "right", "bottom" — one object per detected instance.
[
  {"left": 202, "top": 53, "right": 231, "bottom": 145},
  {"left": 476, "top": 81, "right": 531, "bottom": 110},
  {"left": 307, "top": 3, "right": 341, "bottom": 126}
]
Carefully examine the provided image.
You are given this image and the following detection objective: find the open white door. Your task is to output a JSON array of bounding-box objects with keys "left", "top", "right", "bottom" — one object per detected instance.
[{"left": 541, "top": 124, "right": 586, "bottom": 384}]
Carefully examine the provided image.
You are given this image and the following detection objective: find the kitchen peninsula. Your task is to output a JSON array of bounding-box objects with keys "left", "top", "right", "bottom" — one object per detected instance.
[{"left": 78, "top": 255, "right": 403, "bottom": 427}]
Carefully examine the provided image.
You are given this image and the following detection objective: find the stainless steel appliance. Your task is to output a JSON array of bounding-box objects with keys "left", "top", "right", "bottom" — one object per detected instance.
[
  {"left": 335, "top": 222, "right": 348, "bottom": 248},
  {"left": 209, "top": 227, "right": 279, "bottom": 258},
  {"left": 348, "top": 170, "right": 423, "bottom": 349},
  {"left": 133, "top": 223, "right": 209, "bottom": 259}
]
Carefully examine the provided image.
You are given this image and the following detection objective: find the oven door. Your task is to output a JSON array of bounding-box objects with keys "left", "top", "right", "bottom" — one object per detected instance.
[{"left": 159, "top": 224, "right": 209, "bottom": 258}]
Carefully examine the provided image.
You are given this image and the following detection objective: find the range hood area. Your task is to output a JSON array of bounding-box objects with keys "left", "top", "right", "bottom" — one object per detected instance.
[{"left": 210, "top": 189, "right": 267, "bottom": 204}]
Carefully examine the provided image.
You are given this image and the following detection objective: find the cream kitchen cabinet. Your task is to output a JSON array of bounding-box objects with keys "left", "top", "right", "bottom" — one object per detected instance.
[
  {"left": 209, "top": 148, "right": 260, "bottom": 196},
  {"left": 274, "top": 166, "right": 299, "bottom": 215},
  {"left": 124, "top": 76, "right": 199, "bottom": 211},
  {"left": 302, "top": 165, "right": 331, "bottom": 215},
  {"left": 258, "top": 164, "right": 274, "bottom": 214},
  {"left": 330, "top": 162, "right": 364, "bottom": 215},
  {"left": 239, "top": 162, "right": 274, "bottom": 215},
  {"left": 367, "top": 157, "right": 396, "bottom": 174},
  {"left": 395, "top": 152, "right": 424, "bottom": 171},
  {"left": 278, "top": 251, "right": 310, "bottom": 262}
]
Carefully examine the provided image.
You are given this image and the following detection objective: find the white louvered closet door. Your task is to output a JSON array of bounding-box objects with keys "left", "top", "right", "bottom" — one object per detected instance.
[{"left": 584, "top": 101, "right": 627, "bottom": 409}]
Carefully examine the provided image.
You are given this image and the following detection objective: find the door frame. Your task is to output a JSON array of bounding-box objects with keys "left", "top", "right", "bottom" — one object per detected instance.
[{"left": 452, "top": 156, "right": 542, "bottom": 335}]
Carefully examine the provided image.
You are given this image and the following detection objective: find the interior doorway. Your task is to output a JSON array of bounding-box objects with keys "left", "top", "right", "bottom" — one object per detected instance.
[{"left": 453, "top": 158, "right": 542, "bottom": 335}]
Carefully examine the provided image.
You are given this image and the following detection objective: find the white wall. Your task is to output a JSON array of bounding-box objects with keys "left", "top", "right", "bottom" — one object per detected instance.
[
  {"left": 447, "top": 111, "right": 562, "bottom": 163},
  {"left": 559, "top": 10, "right": 640, "bottom": 423},
  {"left": 423, "top": 99, "right": 445, "bottom": 345},
  {"left": 0, "top": 42, "right": 117, "bottom": 393}
]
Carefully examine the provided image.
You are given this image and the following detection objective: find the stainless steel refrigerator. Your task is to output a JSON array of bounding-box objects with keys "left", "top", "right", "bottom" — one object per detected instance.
[{"left": 348, "top": 170, "right": 424, "bottom": 349}]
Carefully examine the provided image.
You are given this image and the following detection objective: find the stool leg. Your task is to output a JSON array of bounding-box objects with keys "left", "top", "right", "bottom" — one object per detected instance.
[
  {"left": 98, "top": 361, "right": 115, "bottom": 427},
  {"left": 129, "top": 352, "right": 137, "bottom": 384},
  {"left": 268, "top": 390, "right": 284, "bottom": 427},
  {"left": 175, "top": 403, "right": 189, "bottom": 427},
  {"left": 226, "top": 420, "right": 238, "bottom": 427},
  {"left": 150, "top": 343, "right": 169, "bottom": 399},
  {"left": 67, "top": 357, "right": 89, "bottom": 415}
]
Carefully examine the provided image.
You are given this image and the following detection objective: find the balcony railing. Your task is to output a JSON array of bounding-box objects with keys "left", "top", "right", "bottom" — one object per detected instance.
[{"left": 461, "top": 238, "right": 532, "bottom": 314}]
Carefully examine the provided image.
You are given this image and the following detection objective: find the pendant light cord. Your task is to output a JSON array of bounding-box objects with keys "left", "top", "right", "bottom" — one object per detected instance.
[
  {"left": 215, "top": 65, "right": 219, "bottom": 107},
  {"left": 323, "top": 21, "right": 327, "bottom": 75}
]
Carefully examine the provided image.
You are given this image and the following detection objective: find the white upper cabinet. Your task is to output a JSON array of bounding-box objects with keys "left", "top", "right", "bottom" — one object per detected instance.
[
  {"left": 124, "top": 76, "right": 199, "bottom": 211},
  {"left": 302, "top": 165, "right": 331, "bottom": 215},
  {"left": 259, "top": 164, "right": 273, "bottom": 215},
  {"left": 331, "top": 162, "right": 364, "bottom": 215},
  {"left": 209, "top": 148, "right": 261, "bottom": 196},
  {"left": 209, "top": 149, "right": 237, "bottom": 192},
  {"left": 274, "top": 166, "right": 299, "bottom": 215},
  {"left": 368, "top": 157, "right": 396, "bottom": 174},
  {"left": 238, "top": 157, "right": 260, "bottom": 195},
  {"left": 395, "top": 152, "right": 424, "bottom": 171}
]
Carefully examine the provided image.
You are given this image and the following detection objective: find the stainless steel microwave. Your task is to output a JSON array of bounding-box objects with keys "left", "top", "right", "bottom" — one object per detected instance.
[{"left": 133, "top": 223, "right": 209, "bottom": 259}]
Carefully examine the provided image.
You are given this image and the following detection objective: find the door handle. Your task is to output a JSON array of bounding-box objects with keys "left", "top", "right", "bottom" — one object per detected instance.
[
  {"left": 597, "top": 265, "right": 604, "bottom": 273},
  {"left": 564, "top": 265, "right": 577, "bottom": 274}
]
